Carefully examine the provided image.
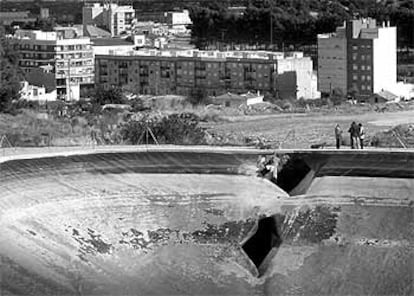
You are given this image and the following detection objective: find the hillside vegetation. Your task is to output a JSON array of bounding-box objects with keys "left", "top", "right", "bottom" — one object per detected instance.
[{"left": 189, "top": 0, "right": 413, "bottom": 49}]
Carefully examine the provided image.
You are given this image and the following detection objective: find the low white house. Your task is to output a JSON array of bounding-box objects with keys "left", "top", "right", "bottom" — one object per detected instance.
[
  {"left": 241, "top": 91, "right": 264, "bottom": 106},
  {"left": 19, "top": 81, "right": 57, "bottom": 101}
]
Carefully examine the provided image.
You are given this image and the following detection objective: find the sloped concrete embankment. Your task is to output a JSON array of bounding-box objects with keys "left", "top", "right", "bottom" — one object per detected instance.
[{"left": 264, "top": 151, "right": 414, "bottom": 295}]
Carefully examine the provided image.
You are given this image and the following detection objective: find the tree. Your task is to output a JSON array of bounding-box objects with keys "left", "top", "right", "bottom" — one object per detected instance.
[
  {"left": 121, "top": 113, "right": 206, "bottom": 145},
  {"left": 188, "top": 0, "right": 413, "bottom": 49},
  {"left": 330, "top": 87, "right": 346, "bottom": 105},
  {"left": 0, "top": 26, "right": 24, "bottom": 113},
  {"left": 187, "top": 88, "right": 209, "bottom": 105},
  {"left": 93, "top": 87, "right": 125, "bottom": 106}
]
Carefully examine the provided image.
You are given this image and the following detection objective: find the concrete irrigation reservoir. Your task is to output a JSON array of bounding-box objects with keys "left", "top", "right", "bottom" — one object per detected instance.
[{"left": 1, "top": 147, "right": 413, "bottom": 295}]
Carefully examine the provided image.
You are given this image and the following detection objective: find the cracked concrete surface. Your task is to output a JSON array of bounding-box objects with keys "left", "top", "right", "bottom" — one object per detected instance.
[{"left": 0, "top": 148, "right": 413, "bottom": 295}]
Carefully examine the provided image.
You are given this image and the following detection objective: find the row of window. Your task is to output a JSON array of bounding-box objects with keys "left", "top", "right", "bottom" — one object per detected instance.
[
  {"left": 352, "top": 74, "right": 372, "bottom": 81},
  {"left": 20, "top": 44, "right": 55, "bottom": 51},
  {"left": 98, "top": 60, "right": 271, "bottom": 71},
  {"left": 352, "top": 83, "right": 372, "bottom": 92},
  {"left": 20, "top": 44, "right": 91, "bottom": 51},
  {"left": 57, "top": 61, "right": 93, "bottom": 67},
  {"left": 352, "top": 64, "right": 372, "bottom": 71},
  {"left": 55, "top": 53, "right": 93, "bottom": 59},
  {"left": 352, "top": 44, "right": 372, "bottom": 50},
  {"left": 56, "top": 45, "right": 92, "bottom": 51},
  {"left": 57, "top": 68, "right": 94, "bottom": 75},
  {"left": 56, "top": 77, "right": 94, "bottom": 85},
  {"left": 98, "top": 73, "right": 272, "bottom": 87},
  {"left": 20, "top": 61, "right": 52, "bottom": 67},
  {"left": 352, "top": 53, "right": 372, "bottom": 61},
  {"left": 21, "top": 53, "right": 54, "bottom": 59}
]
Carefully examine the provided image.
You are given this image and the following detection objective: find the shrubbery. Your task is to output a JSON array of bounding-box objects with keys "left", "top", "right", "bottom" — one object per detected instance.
[{"left": 121, "top": 112, "right": 206, "bottom": 145}]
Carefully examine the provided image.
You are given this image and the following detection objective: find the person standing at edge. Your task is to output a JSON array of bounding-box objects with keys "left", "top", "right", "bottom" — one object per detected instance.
[
  {"left": 348, "top": 121, "right": 359, "bottom": 149},
  {"left": 358, "top": 123, "right": 365, "bottom": 149},
  {"left": 334, "top": 124, "right": 342, "bottom": 149},
  {"left": 348, "top": 122, "right": 355, "bottom": 149},
  {"left": 352, "top": 121, "right": 360, "bottom": 149}
]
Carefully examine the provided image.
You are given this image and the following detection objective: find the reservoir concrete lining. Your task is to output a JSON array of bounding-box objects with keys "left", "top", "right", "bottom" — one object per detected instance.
[{"left": 0, "top": 146, "right": 413, "bottom": 295}]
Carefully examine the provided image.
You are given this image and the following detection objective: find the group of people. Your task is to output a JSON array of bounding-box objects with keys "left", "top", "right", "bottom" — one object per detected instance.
[{"left": 334, "top": 122, "right": 365, "bottom": 149}]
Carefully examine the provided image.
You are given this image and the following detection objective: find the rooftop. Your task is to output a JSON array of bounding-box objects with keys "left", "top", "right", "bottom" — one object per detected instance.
[
  {"left": 13, "top": 29, "right": 90, "bottom": 41},
  {"left": 96, "top": 49, "right": 307, "bottom": 61},
  {"left": 318, "top": 18, "right": 395, "bottom": 39},
  {"left": 91, "top": 38, "right": 134, "bottom": 46}
]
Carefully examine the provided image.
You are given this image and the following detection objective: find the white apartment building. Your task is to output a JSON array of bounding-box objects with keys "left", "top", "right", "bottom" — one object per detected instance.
[
  {"left": 164, "top": 10, "right": 192, "bottom": 26},
  {"left": 14, "top": 29, "right": 94, "bottom": 100},
  {"left": 317, "top": 18, "right": 397, "bottom": 97},
  {"left": 83, "top": 3, "right": 136, "bottom": 37}
]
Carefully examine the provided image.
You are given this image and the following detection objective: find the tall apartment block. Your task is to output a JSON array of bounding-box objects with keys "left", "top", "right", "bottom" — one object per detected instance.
[
  {"left": 317, "top": 18, "right": 397, "bottom": 97},
  {"left": 13, "top": 29, "right": 94, "bottom": 100},
  {"left": 95, "top": 50, "right": 314, "bottom": 99},
  {"left": 82, "top": 2, "right": 136, "bottom": 37}
]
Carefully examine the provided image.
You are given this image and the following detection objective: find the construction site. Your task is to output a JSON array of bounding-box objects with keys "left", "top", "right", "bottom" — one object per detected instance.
[{"left": 0, "top": 146, "right": 413, "bottom": 295}]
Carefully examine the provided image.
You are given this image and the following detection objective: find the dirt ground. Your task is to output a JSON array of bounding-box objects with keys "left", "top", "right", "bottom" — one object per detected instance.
[
  {"left": 2, "top": 106, "right": 414, "bottom": 149},
  {"left": 205, "top": 109, "right": 414, "bottom": 148}
]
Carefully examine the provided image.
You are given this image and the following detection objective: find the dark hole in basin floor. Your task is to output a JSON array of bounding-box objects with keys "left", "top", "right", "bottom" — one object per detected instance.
[
  {"left": 276, "top": 155, "right": 311, "bottom": 193},
  {"left": 242, "top": 216, "right": 282, "bottom": 275}
]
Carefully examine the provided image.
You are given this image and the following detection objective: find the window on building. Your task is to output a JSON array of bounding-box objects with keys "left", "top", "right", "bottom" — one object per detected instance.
[
  {"left": 367, "top": 75, "right": 371, "bottom": 81},
  {"left": 361, "top": 55, "right": 365, "bottom": 61},
  {"left": 361, "top": 65, "right": 365, "bottom": 70},
  {"left": 353, "top": 74, "right": 358, "bottom": 81},
  {"left": 352, "top": 53, "right": 357, "bottom": 60},
  {"left": 361, "top": 75, "right": 365, "bottom": 81},
  {"left": 352, "top": 45, "right": 358, "bottom": 50},
  {"left": 367, "top": 65, "right": 371, "bottom": 71},
  {"left": 361, "top": 85, "right": 366, "bottom": 90},
  {"left": 353, "top": 64, "right": 358, "bottom": 70}
]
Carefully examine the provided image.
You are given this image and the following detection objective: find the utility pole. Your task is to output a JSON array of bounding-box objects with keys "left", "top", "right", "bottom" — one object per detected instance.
[
  {"left": 66, "top": 58, "right": 71, "bottom": 101},
  {"left": 270, "top": 0, "right": 273, "bottom": 49}
]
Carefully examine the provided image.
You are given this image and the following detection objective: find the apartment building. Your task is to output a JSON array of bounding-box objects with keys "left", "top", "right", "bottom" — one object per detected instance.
[
  {"left": 164, "top": 10, "right": 192, "bottom": 26},
  {"left": 318, "top": 18, "right": 397, "bottom": 97},
  {"left": 13, "top": 29, "right": 94, "bottom": 100},
  {"left": 82, "top": 2, "right": 136, "bottom": 37},
  {"left": 95, "top": 50, "right": 314, "bottom": 99}
]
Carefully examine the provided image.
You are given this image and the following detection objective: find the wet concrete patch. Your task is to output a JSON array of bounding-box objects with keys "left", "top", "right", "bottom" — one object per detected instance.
[
  {"left": 68, "top": 227, "right": 113, "bottom": 261},
  {"left": 281, "top": 205, "right": 340, "bottom": 243}
]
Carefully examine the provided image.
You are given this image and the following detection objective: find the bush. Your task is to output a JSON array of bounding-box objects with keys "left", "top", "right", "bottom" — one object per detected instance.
[
  {"left": 121, "top": 112, "right": 206, "bottom": 145},
  {"left": 93, "top": 87, "right": 125, "bottom": 106},
  {"left": 187, "top": 88, "right": 210, "bottom": 105}
]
